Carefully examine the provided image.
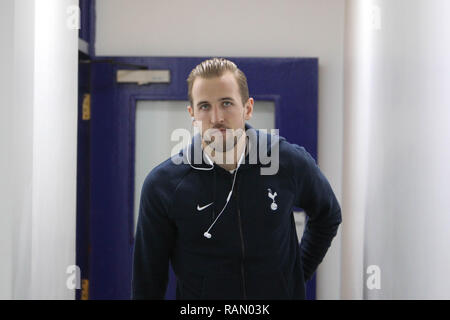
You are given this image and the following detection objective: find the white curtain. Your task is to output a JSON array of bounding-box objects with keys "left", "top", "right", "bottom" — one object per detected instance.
[{"left": 342, "top": 0, "right": 450, "bottom": 299}]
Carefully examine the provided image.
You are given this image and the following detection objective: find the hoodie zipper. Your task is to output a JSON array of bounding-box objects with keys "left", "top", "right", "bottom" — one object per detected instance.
[{"left": 233, "top": 175, "right": 247, "bottom": 299}]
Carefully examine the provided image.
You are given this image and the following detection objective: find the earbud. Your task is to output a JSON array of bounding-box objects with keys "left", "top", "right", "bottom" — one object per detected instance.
[
  {"left": 191, "top": 116, "right": 195, "bottom": 121},
  {"left": 203, "top": 232, "right": 212, "bottom": 239}
]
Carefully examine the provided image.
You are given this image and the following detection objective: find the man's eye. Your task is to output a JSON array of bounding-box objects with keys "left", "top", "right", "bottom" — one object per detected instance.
[
  {"left": 223, "top": 101, "right": 232, "bottom": 107},
  {"left": 200, "top": 104, "right": 210, "bottom": 110}
]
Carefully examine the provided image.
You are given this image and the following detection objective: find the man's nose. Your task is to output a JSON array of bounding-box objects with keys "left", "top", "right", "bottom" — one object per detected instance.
[{"left": 210, "top": 105, "right": 224, "bottom": 124}]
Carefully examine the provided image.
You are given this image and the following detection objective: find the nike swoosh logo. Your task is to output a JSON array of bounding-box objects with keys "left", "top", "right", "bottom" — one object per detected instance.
[{"left": 197, "top": 202, "right": 214, "bottom": 211}]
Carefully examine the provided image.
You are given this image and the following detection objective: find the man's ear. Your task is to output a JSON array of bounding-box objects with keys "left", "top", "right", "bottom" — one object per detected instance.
[
  {"left": 244, "top": 98, "right": 254, "bottom": 120},
  {"left": 187, "top": 105, "right": 194, "bottom": 121}
]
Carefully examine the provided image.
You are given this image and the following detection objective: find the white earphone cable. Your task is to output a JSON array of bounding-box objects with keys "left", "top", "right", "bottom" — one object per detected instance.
[
  {"left": 186, "top": 116, "right": 246, "bottom": 239},
  {"left": 203, "top": 151, "right": 245, "bottom": 239}
]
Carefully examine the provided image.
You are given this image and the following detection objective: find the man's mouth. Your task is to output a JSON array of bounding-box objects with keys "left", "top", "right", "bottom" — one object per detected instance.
[
  {"left": 204, "top": 127, "right": 229, "bottom": 144},
  {"left": 213, "top": 127, "right": 228, "bottom": 134}
]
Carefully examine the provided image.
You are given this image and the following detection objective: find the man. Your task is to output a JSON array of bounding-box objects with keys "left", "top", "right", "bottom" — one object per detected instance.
[{"left": 132, "top": 58, "right": 341, "bottom": 300}]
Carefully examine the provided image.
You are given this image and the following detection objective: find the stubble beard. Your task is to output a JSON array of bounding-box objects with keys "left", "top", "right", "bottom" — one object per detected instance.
[{"left": 202, "top": 127, "right": 246, "bottom": 165}]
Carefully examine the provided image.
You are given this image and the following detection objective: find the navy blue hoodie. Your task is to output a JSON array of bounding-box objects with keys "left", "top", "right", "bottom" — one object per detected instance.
[{"left": 132, "top": 124, "right": 341, "bottom": 300}]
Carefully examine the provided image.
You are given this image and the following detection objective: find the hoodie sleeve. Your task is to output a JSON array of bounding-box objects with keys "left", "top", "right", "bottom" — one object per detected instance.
[
  {"left": 131, "top": 171, "right": 176, "bottom": 299},
  {"left": 292, "top": 145, "right": 342, "bottom": 282}
]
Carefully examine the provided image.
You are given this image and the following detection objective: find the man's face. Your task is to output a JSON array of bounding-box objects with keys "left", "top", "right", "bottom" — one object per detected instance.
[{"left": 188, "top": 71, "right": 253, "bottom": 152}]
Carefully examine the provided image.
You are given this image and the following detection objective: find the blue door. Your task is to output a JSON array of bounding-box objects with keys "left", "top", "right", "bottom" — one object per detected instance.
[{"left": 83, "top": 57, "right": 318, "bottom": 299}]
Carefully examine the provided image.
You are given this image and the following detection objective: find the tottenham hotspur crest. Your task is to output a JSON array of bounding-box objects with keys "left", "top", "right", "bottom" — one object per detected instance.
[{"left": 267, "top": 188, "right": 278, "bottom": 211}]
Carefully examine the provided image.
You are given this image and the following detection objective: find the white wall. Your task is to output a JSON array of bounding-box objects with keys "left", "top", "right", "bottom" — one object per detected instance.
[
  {"left": 96, "top": 0, "right": 346, "bottom": 299},
  {"left": 342, "top": 0, "right": 450, "bottom": 299},
  {"left": 1, "top": 0, "right": 79, "bottom": 299},
  {"left": 0, "top": 0, "right": 15, "bottom": 300}
]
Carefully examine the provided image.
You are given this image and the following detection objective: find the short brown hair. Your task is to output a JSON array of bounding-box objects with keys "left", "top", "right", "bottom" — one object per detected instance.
[{"left": 187, "top": 58, "right": 249, "bottom": 106}]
